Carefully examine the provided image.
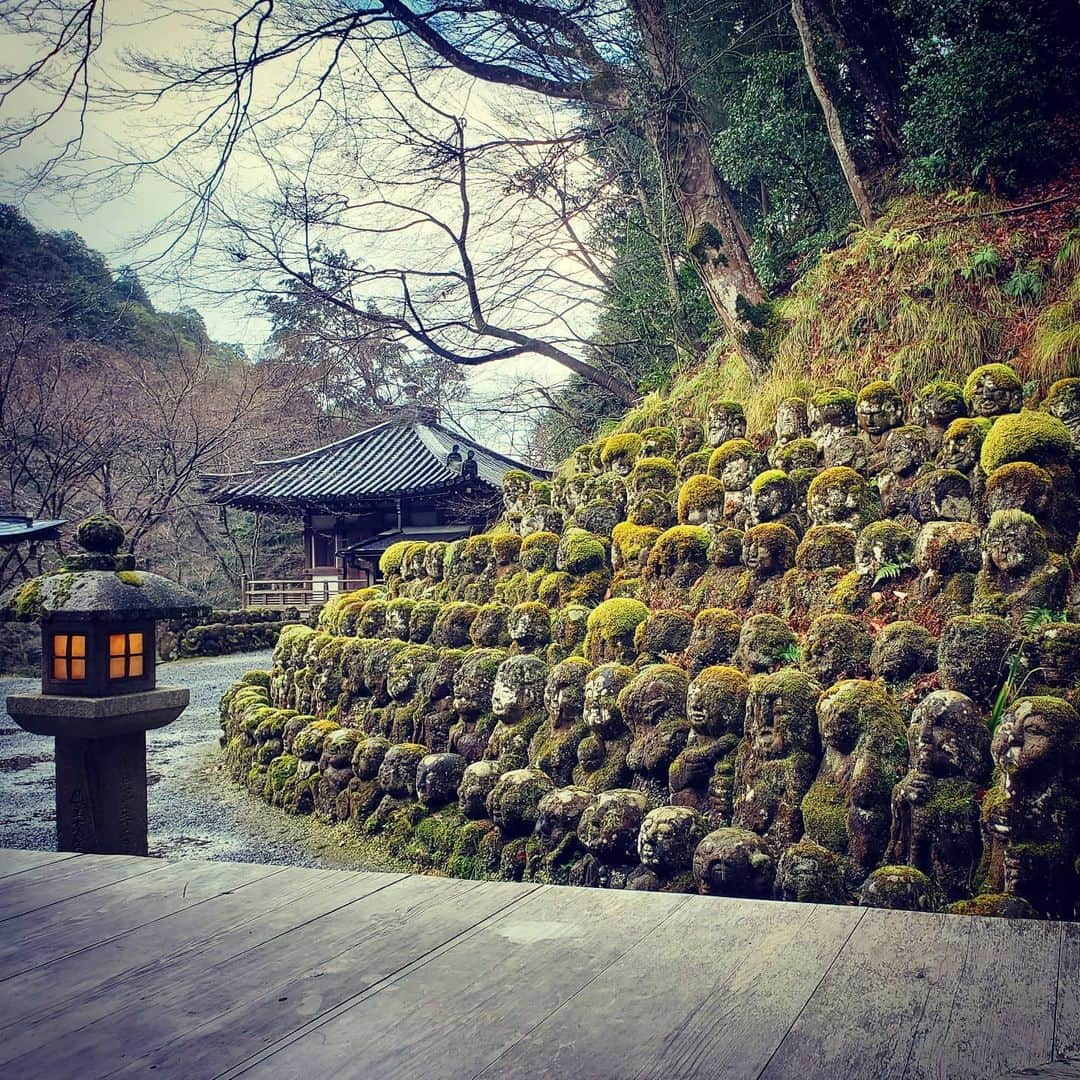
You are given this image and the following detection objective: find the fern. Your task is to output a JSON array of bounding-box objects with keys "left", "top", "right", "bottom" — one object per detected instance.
[
  {"left": 1020, "top": 607, "right": 1067, "bottom": 633},
  {"left": 778, "top": 643, "right": 802, "bottom": 666},
  {"left": 872, "top": 558, "right": 913, "bottom": 587},
  {"left": 961, "top": 245, "right": 1002, "bottom": 282},
  {"left": 1003, "top": 262, "right": 1045, "bottom": 304},
  {"left": 987, "top": 608, "right": 1063, "bottom": 732}
]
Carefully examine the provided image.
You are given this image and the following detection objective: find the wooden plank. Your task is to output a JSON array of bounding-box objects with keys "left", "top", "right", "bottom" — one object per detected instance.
[
  {"left": 478, "top": 897, "right": 863, "bottom": 1080},
  {"left": 0, "top": 857, "right": 281, "bottom": 980},
  {"left": 899, "top": 913, "right": 1062, "bottom": 1079},
  {"left": 223, "top": 884, "right": 691, "bottom": 1080},
  {"left": 5, "top": 872, "right": 528, "bottom": 1079},
  {"left": 760, "top": 908, "right": 973, "bottom": 1079},
  {"left": 997, "top": 1063, "right": 1080, "bottom": 1079},
  {"left": 0, "top": 852, "right": 162, "bottom": 921},
  {"left": 0, "top": 849, "right": 78, "bottom": 879},
  {"left": 0, "top": 865, "right": 401, "bottom": 1038},
  {"left": 1055, "top": 923, "right": 1080, "bottom": 1061}
]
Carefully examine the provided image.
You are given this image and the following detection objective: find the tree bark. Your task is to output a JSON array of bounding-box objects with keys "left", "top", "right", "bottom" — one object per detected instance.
[
  {"left": 627, "top": 0, "right": 770, "bottom": 379},
  {"left": 792, "top": 0, "right": 874, "bottom": 229}
]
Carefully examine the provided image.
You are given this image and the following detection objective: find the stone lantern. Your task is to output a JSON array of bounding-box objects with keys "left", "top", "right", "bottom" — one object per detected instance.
[{"left": 2, "top": 515, "right": 208, "bottom": 856}]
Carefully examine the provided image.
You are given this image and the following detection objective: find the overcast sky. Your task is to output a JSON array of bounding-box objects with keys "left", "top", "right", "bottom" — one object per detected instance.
[{"left": 0, "top": 2, "right": 596, "bottom": 458}]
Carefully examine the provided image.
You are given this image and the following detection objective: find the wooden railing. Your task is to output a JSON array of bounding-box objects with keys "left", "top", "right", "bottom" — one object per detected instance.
[{"left": 242, "top": 576, "right": 348, "bottom": 613}]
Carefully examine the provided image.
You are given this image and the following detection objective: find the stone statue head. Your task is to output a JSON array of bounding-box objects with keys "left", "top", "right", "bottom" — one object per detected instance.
[
  {"left": 458, "top": 759, "right": 503, "bottom": 818},
  {"left": 692, "top": 827, "right": 775, "bottom": 898},
  {"left": 487, "top": 767, "right": 554, "bottom": 836},
  {"left": 983, "top": 510, "right": 1048, "bottom": 575},
  {"left": 964, "top": 363, "right": 1023, "bottom": 419},
  {"left": 774, "top": 397, "right": 809, "bottom": 444},
  {"left": 801, "top": 614, "right": 873, "bottom": 686},
  {"left": 685, "top": 665, "right": 748, "bottom": 738},
  {"left": 908, "top": 690, "right": 988, "bottom": 782},
  {"left": 735, "top": 614, "right": 797, "bottom": 674},
  {"left": 748, "top": 471, "right": 796, "bottom": 524},
  {"left": 577, "top": 788, "right": 648, "bottom": 863},
  {"left": 534, "top": 786, "right": 594, "bottom": 851},
  {"left": 508, "top": 602, "right": 553, "bottom": 651},
  {"left": 856, "top": 380, "right": 905, "bottom": 438},
  {"left": 583, "top": 663, "right": 635, "bottom": 739},
  {"left": 618, "top": 664, "right": 689, "bottom": 736},
  {"left": 991, "top": 696, "right": 1079, "bottom": 784},
  {"left": 638, "top": 806, "right": 706, "bottom": 873},
  {"left": 451, "top": 647, "right": 507, "bottom": 717},
  {"left": 415, "top": 752, "right": 466, "bottom": 809},
  {"left": 913, "top": 380, "right": 966, "bottom": 430},
  {"left": 706, "top": 401, "right": 747, "bottom": 448},
  {"left": 744, "top": 669, "right": 822, "bottom": 760},
  {"left": 675, "top": 416, "right": 705, "bottom": 457},
  {"left": 377, "top": 743, "right": 426, "bottom": 798},
  {"left": 742, "top": 523, "right": 798, "bottom": 577},
  {"left": 870, "top": 621, "right": 938, "bottom": 682},
  {"left": 352, "top": 735, "right": 391, "bottom": 781},
  {"left": 543, "top": 657, "right": 590, "bottom": 729},
  {"left": 937, "top": 418, "right": 990, "bottom": 472},
  {"left": 884, "top": 425, "right": 932, "bottom": 477},
  {"left": 491, "top": 654, "right": 548, "bottom": 722}
]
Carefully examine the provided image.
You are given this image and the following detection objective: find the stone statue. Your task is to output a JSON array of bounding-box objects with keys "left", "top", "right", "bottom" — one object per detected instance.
[
  {"left": 529, "top": 656, "right": 591, "bottom": 787},
  {"left": 574, "top": 662, "right": 635, "bottom": 792},
  {"left": 620, "top": 664, "right": 691, "bottom": 804},
  {"left": 416, "top": 752, "right": 467, "bottom": 810},
  {"left": 692, "top": 827, "right": 776, "bottom": 898},
  {"left": 629, "top": 806, "right": 706, "bottom": 892},
  {"left": 888, "top": 690, "right": 990, "bottom": 900},
  {"left": 732, "top": 669, "right": 822, "bottom": 854},
  {"left": 486, "top": 654, "right": 549, "bottom": 769}
]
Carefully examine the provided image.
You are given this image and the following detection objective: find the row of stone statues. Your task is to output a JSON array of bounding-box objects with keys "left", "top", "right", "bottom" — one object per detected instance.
[{"left": 219, "top": 369, "right": 1080, "bottom": 918}]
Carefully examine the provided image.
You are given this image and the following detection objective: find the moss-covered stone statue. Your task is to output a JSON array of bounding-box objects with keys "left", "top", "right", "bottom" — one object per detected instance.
[
  {"left": 574, "top": 662, "right": 635, "bottom": 792},
  {"left": 669, "top": 665, "right": 747, "bottom": 826},
  {"left": 683, "top": 606, "right": 742, "bottom": 674},
  {"left": 735, "top": 613, "right": 797, "bottom": 675},
  {"left": 458, "top": 759, "right": 504, "bottom": 819},
  {"left": 773, "top": 839, "right": 846, "bottom": 904},
  {"left": 629, "top": 805, "right": 706, "bottom": 892},
  {"left": 768, "top": 397, "right": 810, "bottom": 466},
  {"left": 801, "top": 679, "right": 907, "bottom": 883},
  {"left": 878, "top": 424, "right": 932, "bottom": 518},
  {"left": 807, "top": 387, "right": 857, "bottom": 454},
  {"left": 781, "top": 524, "right": 856, "bottom": 631},
  {"left": 738, "top": 523, "right": 798, "bottom": 614},
  {"left": 688, "top": 526, "right": 746, "bottom": 611},
  {"left": 984, "top": 696, "right": 1080, "bottom": 919},
  {"left": 938, "top": 615, "right": 1012, "bottom": 708},
  {"left": 416, "top": 752, "right": 467, "bottom": 810},
  {"left": 620, "top": 664, "right": 691, "bottom": 804},
  {"left": 912, "top": 380, "right": 967, "bottom": 452},
  {"left": 887, "top": 690, "right": 989, "bottom": 900},
  {"left": 486, "top": 654, "right": 549, "bottom": 769},
  {"left": 856, "top": 380, "right": 906, "bottom": 470},
  {"left": 706, "top": 400, "right": 747, "bottom": 448},
  {"left": 800, "top": 613, "right": 873, "bottom": 686},
  {"left": 692, "top": 826, "right": 776, "bottom": 898},
  {"left": 963, "top": 362, "right": 1023, "bottom": 419},
  {"left": 447, "top": 646, "right": 506, "bottom": 763},
  {"left": 525, "top": 786, "right": 594, "bottom": 884},
  {"left": 571, "top": 787, "right": 649, "bottom": 889},
  {"left": 972, "top": 510, "right": 1068, "bottom": 626},
  {"left": 529, "top": 657, "right": 591, "bottom": 787},
  {"left": 807, "top": 466, "right": 880, "bottom": 533},
  {"left": 732, "top": 668, "right": 822, "bottom": 855}
]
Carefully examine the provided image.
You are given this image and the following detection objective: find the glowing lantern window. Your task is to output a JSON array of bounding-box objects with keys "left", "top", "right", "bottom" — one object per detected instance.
[
  {"left": 52, "top": 634, "right": 87, "bottom": 682},
  {"left": 109, "top": 632, "right": 145, "bottom": 680}
]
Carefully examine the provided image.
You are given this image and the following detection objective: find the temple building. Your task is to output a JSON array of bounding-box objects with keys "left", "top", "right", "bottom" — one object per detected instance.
[{"left": 212, "top": 410, "right": 544, "bottom": 609}]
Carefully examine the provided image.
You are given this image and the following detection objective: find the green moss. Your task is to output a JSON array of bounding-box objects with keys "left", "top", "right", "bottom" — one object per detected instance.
[
  {"left": 980, "top": 410, "right": 1073, "bottom": 473},
  {"left": 963, "top": 362, "right": 1021, "bottom": 405},
  {"left": 558, "top": 528, "right": 607, "bottom": 574},
  {"left": 807, "top": 465, "right": 865, "bottom": 502},
  {"left": 611, "top": 522, "right": 662, "bottom": 563},
  {"left": 915, "top": 379, "right": 965, "bottom": 408},
  {"left": 749, "top": 468, "right": 788, "bottom": 496},
  {"left": 640, "top": 426, "right": 677, "bottom": 457},
  {"left": 265, "top": 753, "right": 299, "bottom": 793},
  {"left": 856, "top": 379, "right": 899, "bottom": 404},
  {"left": 795, "top": 525, "right": 856, "bottom": 571},
  {"left": 801, "top": 778, "right": 848, "bottom": 852},
  {"left": 707, "top": 438, "right": 757, "bottom": 477},
  {"left": 114, "top": 570, "right": 143, "bottom": 587},
  {"left": 600, "top": 432, "right": 643, "bottom": 465},
  {"left": 677, "top": 474, "right": 723, "bottom": 523},
  {"left": 520, "top": 531, "right": 559, "bottom": 572},
  {"left": 629, "top": 456, "right": 677, "bottom": 491},
  {"left": 75, "top": 513, "right": 125, "bottom": 553},
  {"left": 587, "top": 598, "right": 650, "bottom": 640},
  {"left": 648, "top": 525, "right": 711, "bottom": 569},
  {"left": 810, "top": 386, "right": 857, "bottom": 410},
  {"left": 379, "top": 540, "right": 414, "bottom": 576}
]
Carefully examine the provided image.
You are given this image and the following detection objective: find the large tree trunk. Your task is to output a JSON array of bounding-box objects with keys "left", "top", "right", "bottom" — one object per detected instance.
[
  {"left": 792, "top": 0, "right": 874, "bottom": 229},
  {"left": 628, "top": 0, "right": 770, "bottom": 380}
]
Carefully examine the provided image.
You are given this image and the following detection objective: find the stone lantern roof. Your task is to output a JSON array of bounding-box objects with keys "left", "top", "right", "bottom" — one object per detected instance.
[{"left": 1, "top": 514, "right": 209, "bottom": 624}]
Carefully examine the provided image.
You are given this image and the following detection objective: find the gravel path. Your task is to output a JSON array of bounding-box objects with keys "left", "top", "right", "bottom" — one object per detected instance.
[{"left": 0, "top": 651, "right": 374, "bottom": 869}]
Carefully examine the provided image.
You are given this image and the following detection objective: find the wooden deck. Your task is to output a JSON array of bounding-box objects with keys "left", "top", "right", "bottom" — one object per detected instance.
[{"left": 0, "top": 849, "right": 1075, "bottom": 1080}]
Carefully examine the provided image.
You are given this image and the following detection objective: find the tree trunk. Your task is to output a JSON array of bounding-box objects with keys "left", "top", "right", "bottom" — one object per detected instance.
[
  {"left": 792, "top": 0, "right": 874, "bottom": 229},
  {"left": 627, "top": 0, "right": 770, "bottom": 380},
  {"left": 804, "top": 0, "right": 905, "bottom": 158}
]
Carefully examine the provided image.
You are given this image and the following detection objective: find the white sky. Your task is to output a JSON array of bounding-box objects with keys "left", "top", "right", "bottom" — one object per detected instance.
[{"left": 0, "top": 1, "right": 599, "bottom": 457}]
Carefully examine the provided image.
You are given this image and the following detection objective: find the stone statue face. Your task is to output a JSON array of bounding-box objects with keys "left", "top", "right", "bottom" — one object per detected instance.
[
  {"left": 721, "top": 453, "right": 756, "bottom": 492},
  {"left": 638, "top": 806, "right": 704, "bottom": 873},
  {"left": 554, "top": 606, "right": 589, "bottom": 650},
  {"left": 886, "top": 429, "right": 931, "bottom": 476},
  {"left": 608, "top": 452, "right": 634, "bottom": 478},
  {"left": 565, "top": 474, "right": 590, "bottom": 513},
  {"left": 992, "top": 699, "right": 1064, "bottom": 781},
  {"left": 458, "top": 760, "right": 503, "bottom": 818},
  {"left": 909, "top": 693, "right": 982, "bottom": 779},
  {"left": 352, "top": 736, "right": 390, "bottom": 781},
  {"left": 378, "top": 745, "right": 422, "bottom": 798},
  {"left": 574, "top": 446, "right": 593, "bottom": 474},
  {"left": 917, "top": 387, "right": 966, "bottom": 428},
  {"left": 578, "top": 788, "right": 648, "bottom": 862},
  {"left": 774, "top": 399, "right": 808, "bottom": 443},
  {"left": 583, "top": 665, "right": 632, "bottom": 738},
  {"left": 937, "top": 428, "right": 982, "bottom": 471},
  {"left": 754, "top": 483, "right": 793, "bottom": 523},
  {"left": 745, "top": 674, "right": 818, "bottom": 760},
  {"left": 1038, "top": 625, "right": 1080, "bottom": 687},
  {"left": 676, "top": 418, "right": 704, "bottom": 456},
  {"left": 508, "top": 607, "right": 550, "bottom": 649},
  {"left": 693, "top": 827, "right": 775, "bottom": 898},
  {"left": 502, "top": 474, "right": 530, "bottom": 514},
  {"left": 387, "top": 649, "right": 432, "bottom": 701},
  {"left": 424, "top": 546, "right": 445, "bottom": 581},
  {"left": 817, "top": 683, "right": 864, "bottom": 754},
  {"left": 491, "top": 656, "right": 547, "bottom": 722},
  {"left": 385, "top": 606, "right": 412, "bottom": 640},
  {"left": 620, "top": 670, "right": 686, "bottom": 734},
  {"left": 737, "top": 616, "right": 794, "bottom": 674},
  {"left": 986, "top": 518, "right": 1045, "bottom": 575},
  {"left": 743, "top": 537, "right": 780, "bottom": 576},
  {"left": 452, "top": 651, "right": 501, "bottom": 717},
  {"left": 686, "top": 669, "right": 745, "bottom": 737},
  {"left": 857, "top": 392, "right": 904, "bottom": 437},
  {"left": 415, "top": 752, "right": 466, "bottom": 809},
  {"left": 968, "top": 373, "right": 1021, "bottom": 418},
  {"left": 707, "top": 406, "right": 746, "bottom": 449},
  {"left": 535, "top": 786, "right": 593, "bottom": 850},
  {"left": 544, "top": 662, "right": 588, "bottom": 728}
]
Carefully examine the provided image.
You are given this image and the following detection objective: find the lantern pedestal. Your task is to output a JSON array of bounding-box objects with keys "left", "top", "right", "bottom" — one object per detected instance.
[{"left": 6, "top": 688, "right": 189, "bottom": 856}]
